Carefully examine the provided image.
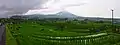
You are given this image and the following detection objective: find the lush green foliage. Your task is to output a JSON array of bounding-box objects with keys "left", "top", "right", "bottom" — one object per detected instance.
[{"left": 6, "top": 19, "right": 120, "bottom": 45}]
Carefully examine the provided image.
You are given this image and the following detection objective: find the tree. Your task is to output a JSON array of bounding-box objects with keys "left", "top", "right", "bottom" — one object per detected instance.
[
  {"left": 65, "top": 18, "right": 68, "bottom": 20},
  {"left": 73, "top": 19, "right": 78, "bottom": 21},
  {"left": 89, "top": 28, "right": 95, "bottom": 35},
  {"left": 98, "top": 20, "right": 104, "bottom": 23},
  {"left": 55, "top": 22, "right": 67, "bottom": 31},
  {"left": 84, "top": 18, "right": 89, "bottom": 21},
  {"left": 81, "top": 20, "right": 87, "bottom": 24}
]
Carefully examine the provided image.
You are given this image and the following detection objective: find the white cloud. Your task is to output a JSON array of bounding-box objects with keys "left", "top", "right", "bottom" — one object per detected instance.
[
  {"left": 24, "top": 0, "right": 87, "bottom": 15},
  {"left": 66, "top": 0, "right": 118, "bottom": 18},
  {"left": 0, "top": 0, "right": 119, "bottom": 18}
]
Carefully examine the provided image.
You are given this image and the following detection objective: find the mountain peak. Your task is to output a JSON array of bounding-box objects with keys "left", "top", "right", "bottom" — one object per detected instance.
[
  {"left": 56, "top": 11, "right": 77, "bottom": 17},
  {"left": 11, "top": 11, "right": 78, "bottom": 19}
]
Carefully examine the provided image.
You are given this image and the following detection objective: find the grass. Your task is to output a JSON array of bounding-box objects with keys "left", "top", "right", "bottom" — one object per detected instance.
[
  {"left": 6, "top": 24, "right": 17, "bottom": 45},
  {"left": 6, "top": 20, "right": 120, "bottom": 45}
]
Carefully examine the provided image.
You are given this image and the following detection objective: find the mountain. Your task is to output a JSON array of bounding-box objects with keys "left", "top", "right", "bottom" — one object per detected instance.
[
  {"left": 21, "top": 11, "right": 78, "bottom": 19},
  {"left": 10, "top": 11, "right": 120, "bottom": 22}
]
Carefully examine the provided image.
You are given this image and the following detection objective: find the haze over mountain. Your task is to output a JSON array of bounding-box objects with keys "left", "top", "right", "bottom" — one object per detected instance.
[
  {"left": 10, "top": 10, "right": 120, "bottom": 23},
  {"left": 21, "top": 11, "right": 77, "bottom": 19}
]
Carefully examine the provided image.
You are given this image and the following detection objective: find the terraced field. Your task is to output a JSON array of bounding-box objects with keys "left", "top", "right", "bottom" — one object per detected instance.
[{"left": 6, "top": 21, "right": 120, "bottom": 45}]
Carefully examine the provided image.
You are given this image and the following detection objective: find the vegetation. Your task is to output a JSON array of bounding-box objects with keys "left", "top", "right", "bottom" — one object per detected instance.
[{"left": 5, "top": 18, "right": 120, "bottom": 45}]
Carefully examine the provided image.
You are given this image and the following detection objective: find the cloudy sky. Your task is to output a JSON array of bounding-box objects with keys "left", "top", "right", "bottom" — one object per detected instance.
[{"left": 0, "top": 0, "right": 119, "bottom": 18}]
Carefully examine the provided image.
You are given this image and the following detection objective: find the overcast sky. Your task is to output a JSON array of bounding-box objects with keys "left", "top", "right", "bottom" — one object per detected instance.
[
  {"left": 66, "top": 0, "right": 118, "bottom": 18},
  {"left": 0, "top": 0, "right": 119, "bottom": 18}
]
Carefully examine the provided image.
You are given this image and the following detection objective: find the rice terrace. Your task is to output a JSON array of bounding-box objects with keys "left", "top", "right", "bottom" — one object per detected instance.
[
  {"left": 5, "top": 17, "right": 120, "bottom": 45},
  {"left": 0, "top": 0, "right": 119, "bottom": 45}
]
